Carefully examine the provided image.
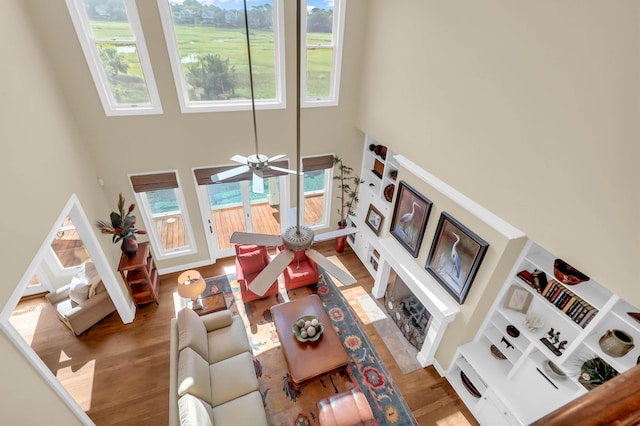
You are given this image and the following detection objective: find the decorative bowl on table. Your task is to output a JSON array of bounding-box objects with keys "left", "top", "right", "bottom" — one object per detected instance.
[{"left": 292, "top": 315, "right": 324, "bottom": 342}]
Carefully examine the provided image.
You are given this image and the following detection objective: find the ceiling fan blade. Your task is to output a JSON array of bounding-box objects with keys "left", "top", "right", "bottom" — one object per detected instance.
[
  {"left": 314, "top": 227, "right": 359, "bottom": 242},
  {"left": 306, "top": 249, "right": 356, "bottom": 285},
  {"left": 248, "top": 250, "right": 294, "bottom": 296},
  {"left": 230, "top": 231, "right": 283, "bottom": 246},
  {"left": 268, "top": 165, "right": 300, "bottom": 175},
  {"left": 230, "top": 154, "right": 249, "bottom": 164},
  {"left": 211, "top": 165, "right": 250, "bottom": 183},
  {"left": 268, "top": 154, "right": 286, "bottom": 162},
  {"left": 252, "top": 169, "right": 264, "bottom": 193}
]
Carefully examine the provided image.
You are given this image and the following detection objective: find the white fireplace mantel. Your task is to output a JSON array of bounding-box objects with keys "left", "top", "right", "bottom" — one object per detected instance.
[{"left": 373, "top": 237, "right": 460, "bottom": 367}]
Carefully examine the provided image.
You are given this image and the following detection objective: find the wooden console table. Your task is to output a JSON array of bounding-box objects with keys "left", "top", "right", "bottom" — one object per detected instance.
[{"left": 117, "top": 242, "right": 159, "bottom": 307}]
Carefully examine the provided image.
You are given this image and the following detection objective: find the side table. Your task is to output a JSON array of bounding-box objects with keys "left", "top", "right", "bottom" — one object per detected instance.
[{"left": 117, "top": 242, "right": 159, "bottom": 307}]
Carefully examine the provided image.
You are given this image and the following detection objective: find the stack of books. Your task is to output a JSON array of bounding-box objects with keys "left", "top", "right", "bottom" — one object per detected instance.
[{"left": 517, "top": 270, "right": 598, "bottom": 328}]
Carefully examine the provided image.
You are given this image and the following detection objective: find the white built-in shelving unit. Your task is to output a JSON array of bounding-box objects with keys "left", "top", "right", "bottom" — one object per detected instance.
[
  {"left": 347, "top": 135, "right": 399, "bottom": 277},
  {"left": 447, "top": 240, "right": 640, "bottom": 425}
]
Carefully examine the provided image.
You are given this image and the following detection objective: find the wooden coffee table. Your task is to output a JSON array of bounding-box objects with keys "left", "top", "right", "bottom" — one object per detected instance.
[{"left": 271, "top": 294, "right": 350, "bottom": 387}]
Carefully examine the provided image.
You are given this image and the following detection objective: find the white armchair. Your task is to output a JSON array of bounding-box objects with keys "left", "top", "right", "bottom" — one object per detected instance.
[{"left": 46, "top": 262, "right": 116, "bottom": 336}]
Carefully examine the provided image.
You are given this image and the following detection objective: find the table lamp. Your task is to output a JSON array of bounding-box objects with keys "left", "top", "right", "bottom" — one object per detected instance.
[{"left": 177, "top": 270, "right": 206, "bottom": 310}]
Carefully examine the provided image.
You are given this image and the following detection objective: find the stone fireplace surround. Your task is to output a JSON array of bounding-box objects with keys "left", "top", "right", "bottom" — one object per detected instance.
[{"left": 372, "top": 238, "right": 460, "bottom": 367}]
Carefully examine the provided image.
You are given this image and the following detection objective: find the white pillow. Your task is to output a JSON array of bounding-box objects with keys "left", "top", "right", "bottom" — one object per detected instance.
[
  {"left": 80, "top": 262, "right": 100, "bottom": 286},
  {"left": 69, "top": 277, "right": 90, "bottom": 304},
  {"left": 79, "top": 262, "right": 101, "bottom": 298}
]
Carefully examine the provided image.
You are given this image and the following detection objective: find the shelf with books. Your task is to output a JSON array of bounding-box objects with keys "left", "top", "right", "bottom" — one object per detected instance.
[
  {"left": 524, "top": 247, "right": 611, "bottom": 308},
  {"left": 516, "top": 267, "right": 600, "bottom": 329},
  {"left": 498, "top": 287, "right": 580, "bottom": 363},
  {"left": 448, "top": 239, "right": 637, "bottom": 425}
]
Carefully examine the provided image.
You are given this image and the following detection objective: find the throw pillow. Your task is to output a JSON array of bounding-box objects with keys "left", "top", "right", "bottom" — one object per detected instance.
[
  {"left": 78, "top": 261, "right": 102, "bottom": 298},
  {"left": 80, "top": 261, "right": 101, "bottom": 286},
  {"left": 236, "top": 244, "right": 260, "bottom": 255},
  {"left": 177, "top": 394, "right": 213, "bottom": 426},
  {"left": 237, "top": 249, "right": 266, "bottom": 275},
  {"left": 69, "top": 277, "right": 90, "bottom": 305},
  {"left": 177, "top": 307, "right": 209, "bottom": 360},
  {"left": 177, "top": 347, "right": 212, "bottom": 404}
]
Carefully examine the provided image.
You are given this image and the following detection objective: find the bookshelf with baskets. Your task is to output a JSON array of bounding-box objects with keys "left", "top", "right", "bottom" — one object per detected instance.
[{"left": 447, "top": 240, "right": 640, "bottom": 425}]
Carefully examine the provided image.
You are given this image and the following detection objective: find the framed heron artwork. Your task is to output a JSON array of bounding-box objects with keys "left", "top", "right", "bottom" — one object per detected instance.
[
  {"left": 389, "top": 181, "right": 432, "bottom": 257},
  {"left": 425, "top": 212, "right": 489, "bottom": 304}
]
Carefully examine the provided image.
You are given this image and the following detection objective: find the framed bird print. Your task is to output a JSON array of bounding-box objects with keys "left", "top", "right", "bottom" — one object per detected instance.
[
  {"left": 425, "top": 212, "right": 489, "bottom": 304},
  {"left": 389, "top": 181, "right": 432, "bottom": 257}
]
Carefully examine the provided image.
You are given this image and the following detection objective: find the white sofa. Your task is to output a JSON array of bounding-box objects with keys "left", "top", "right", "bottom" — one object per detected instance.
[
  {"left": 46, "top": 261, "right": 116, "bottom": 336},
  {"left": 169, "top": 307, "right": 268, "bottom": 426}
]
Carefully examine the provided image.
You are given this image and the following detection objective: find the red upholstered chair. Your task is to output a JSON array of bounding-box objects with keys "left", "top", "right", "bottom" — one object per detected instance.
[
  {"left": 235, "top": 244, "right": 279, "bottom": 303},
  {"left": 279, "top": 247, "right": 319, "bottom": 291}
]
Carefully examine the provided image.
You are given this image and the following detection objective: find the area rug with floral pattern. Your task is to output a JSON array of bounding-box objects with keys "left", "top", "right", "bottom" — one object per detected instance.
[{"left": 205, "top": 271, "right": 417, "bottom": 426}]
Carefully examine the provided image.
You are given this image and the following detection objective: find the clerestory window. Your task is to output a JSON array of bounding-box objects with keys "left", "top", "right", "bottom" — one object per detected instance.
[
  {"left": 157, "top": 0, "right": 286, "bottom": 113},
  {"left": 301, "top": 0, "right": 346, "bottom": 107},
  {"left": 65, "top": 0, "right": 162, "bottom": 116}
]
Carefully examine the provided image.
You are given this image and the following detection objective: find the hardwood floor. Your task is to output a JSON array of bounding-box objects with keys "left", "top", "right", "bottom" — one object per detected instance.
[{"left": 11, "top": 241, "right": 478, "bottom": 426}]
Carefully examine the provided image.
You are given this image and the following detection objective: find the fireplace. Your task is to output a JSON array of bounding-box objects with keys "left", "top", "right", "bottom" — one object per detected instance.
[
  {"left": 371, "top": 238, "right": 460, "bottom": 367},
  {"left": 384, "top": 271, "right": 432, "bottom": 351}
]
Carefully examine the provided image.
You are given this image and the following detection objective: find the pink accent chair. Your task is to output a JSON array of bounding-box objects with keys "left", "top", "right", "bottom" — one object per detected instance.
[
  {"left": 279, "top": 247, "right": 319, "bottom": 291},
  {"left": 235, "top": 244, "right": 279, "bottom": 303}
]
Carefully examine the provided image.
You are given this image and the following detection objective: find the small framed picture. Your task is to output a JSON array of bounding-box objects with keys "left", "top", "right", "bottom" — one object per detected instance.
[
  {"left": 389, "top": 181, "right": 433, "bottom": 257},
  {"left": 348, "top": 222, "right": 357, "bottom": 243},
  {"left": 503, "top": 285, "right": 533, "bottom": 313},
  {"left": 425, "top": 212, "right": 489, "bottom": 304},
  {"left": 366, "top": 204, "right": 384, "bottom": 236}
]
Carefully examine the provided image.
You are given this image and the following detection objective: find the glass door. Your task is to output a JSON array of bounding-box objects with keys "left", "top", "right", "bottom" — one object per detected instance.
[{"left": 198, "top": 176, "right": 288, "bottom": 259}]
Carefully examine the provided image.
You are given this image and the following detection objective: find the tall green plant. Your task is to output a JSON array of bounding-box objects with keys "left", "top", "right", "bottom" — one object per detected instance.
[{"left": 333, "top": 156, "right": 363, "bottom": 227}]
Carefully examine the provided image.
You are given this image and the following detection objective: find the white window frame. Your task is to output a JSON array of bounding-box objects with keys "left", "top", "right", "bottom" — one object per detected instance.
[
  {"left": 301, "top": 0, "right": 346, "bottom": 108},
  {"left": 66, "top": 0, "right": 162, "bottom": 116},
  {"left": 129, "top": 171, "right": 197, "bottom": 260},
  {"left": 300, "top": 155, "right": 333, "bottom": 230},
  {"left": 157, "top": 0, "right": 287, "bottom": 113}
]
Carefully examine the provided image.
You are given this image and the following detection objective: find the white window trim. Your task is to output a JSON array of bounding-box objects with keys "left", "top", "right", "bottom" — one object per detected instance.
[
  {"left": 157, "top": 0, "right": 287, "bottom": 113},
  {"left": 66, "top": 0, "right": 162, "bottom": 116},
  {"left": 129, "top": 171, "right": 197, "bottom": 260},
  {"left": 301, "top": 0, "right": 346, "bottom": 108},
  {"left": 300, "top": 155, "right": 333, "bottom": 230}
]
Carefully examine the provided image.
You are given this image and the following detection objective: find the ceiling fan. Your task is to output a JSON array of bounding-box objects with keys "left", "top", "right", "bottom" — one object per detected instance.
[
  {"left": 231, "top": 0, "right": 359, "bottom": 296},
  {"left": 210, "top": 0, "right": 297, "bottom": 194}
]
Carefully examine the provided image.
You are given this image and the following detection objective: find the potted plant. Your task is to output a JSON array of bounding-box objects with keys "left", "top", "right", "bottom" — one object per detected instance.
[
  {"left": 578, "top": 356, "right": 619, "bottom": 390},
  {"left": 96, "top": 193, "right": 146, "bottom": 257},
  {"left": 333, "top": 156, "right": 363, "bottom": 252}
]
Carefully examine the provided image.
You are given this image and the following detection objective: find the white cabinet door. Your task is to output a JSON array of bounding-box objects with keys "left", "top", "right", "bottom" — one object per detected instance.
[{"left": 475, "top": 388, "right": 520, "bottom": 426}]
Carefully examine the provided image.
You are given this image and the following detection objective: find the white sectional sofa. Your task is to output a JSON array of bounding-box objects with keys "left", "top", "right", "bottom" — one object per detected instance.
[{"left": 169, "top": 307, "right": 268, "bottom": 426}]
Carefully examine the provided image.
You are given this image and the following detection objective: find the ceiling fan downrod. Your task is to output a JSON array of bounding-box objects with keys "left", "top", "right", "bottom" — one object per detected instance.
[{"left": 280, "top": 0, "right": 314, "bottom": 251}]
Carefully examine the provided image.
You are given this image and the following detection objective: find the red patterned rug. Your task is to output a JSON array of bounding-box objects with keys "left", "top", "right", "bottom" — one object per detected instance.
[{"left": 205, "top": 271, "right": 417, "bottom": 426}]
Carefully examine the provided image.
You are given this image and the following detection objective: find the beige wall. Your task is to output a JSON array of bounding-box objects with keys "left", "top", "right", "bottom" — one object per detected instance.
[
  {"left": 357, "top": 0, "right": 640, "bottom": 311},
  {"left": 0, "top": 2, "right": 122, "bottom": 423}
]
